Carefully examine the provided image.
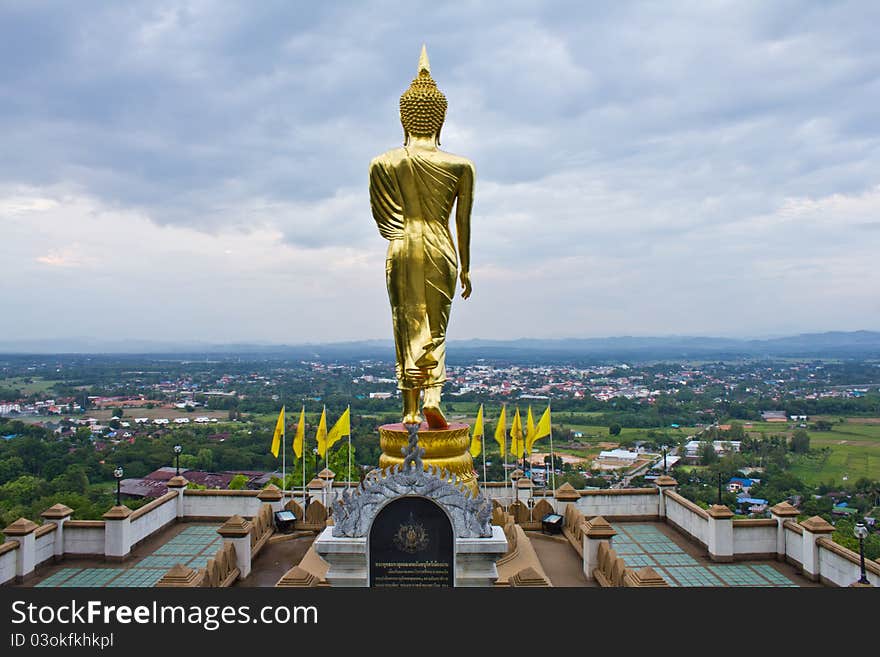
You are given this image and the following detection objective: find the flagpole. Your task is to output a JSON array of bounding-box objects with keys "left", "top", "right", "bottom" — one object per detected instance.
[
  {"left": 481, "top": 430, "right": 487, "bottom": 498},
  {"left": 281, "top": 408, "right": 286, "bottom": 502},
  {"left": 301, "top": 407, "right": 307, "bottom": 509},
  {"left": 504, "top": 427, "right": 509, "bottom": 505},
  {"left": 549, "top": 403, "right": 556, "bottom": 492},
  {"left": 346, "top": 404, "right": 352, "bottom": 490}
]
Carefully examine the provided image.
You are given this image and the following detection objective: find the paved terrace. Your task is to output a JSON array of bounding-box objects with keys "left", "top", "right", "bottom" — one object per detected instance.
[
  {"left": 23, "top": 523, "right": 222, "bottom": 588},
  {"left": 529, "top": 521, "right": 817, "bottom": 587},
  {"left": 5, "top": 480, "right": 873, "bottom": 588},
  {"left": 23, "top": 519, "right": 822, "bottom": 588},
  {"left": 528, "top": 522, "right": 819, "bottom": 587},
  {"left": 608, "top": 522, "right": 814, "bottom": 587}
]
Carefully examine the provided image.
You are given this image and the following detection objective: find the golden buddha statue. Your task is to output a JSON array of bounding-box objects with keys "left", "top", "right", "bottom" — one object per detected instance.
[{"left": 369, "top": 45, "right": 475, "bottom": 429}]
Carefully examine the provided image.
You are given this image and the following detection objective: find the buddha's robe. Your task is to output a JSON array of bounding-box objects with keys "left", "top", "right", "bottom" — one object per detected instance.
[{"left": 369, "top": 147, "right": 469, "bottom": 390}]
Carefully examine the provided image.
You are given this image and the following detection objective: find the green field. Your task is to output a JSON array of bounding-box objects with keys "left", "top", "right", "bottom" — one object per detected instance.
[
  {"left": 560, "top": 423, "right": 698, "bottom": 444},
  {"left": 743, "top": 418, "right": 880, "bottom": 486},
  {"left": 0, "top": 377, "right": 61, "bottom": 394}
]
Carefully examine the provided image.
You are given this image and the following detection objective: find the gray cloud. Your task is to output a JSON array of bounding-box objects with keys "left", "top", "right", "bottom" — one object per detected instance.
[{"left": 0, "top": 0, "right": 878, "bottom": 342}]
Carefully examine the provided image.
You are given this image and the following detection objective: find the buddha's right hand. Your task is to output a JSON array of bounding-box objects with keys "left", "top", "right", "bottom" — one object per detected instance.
[{"left": 460, "top": 271, "right": 472, "bottom": 299}]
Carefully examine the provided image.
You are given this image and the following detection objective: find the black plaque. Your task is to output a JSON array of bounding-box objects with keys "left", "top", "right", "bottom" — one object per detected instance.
[{"left": 369, "top": 496, "right": 454, "bottom": 588}]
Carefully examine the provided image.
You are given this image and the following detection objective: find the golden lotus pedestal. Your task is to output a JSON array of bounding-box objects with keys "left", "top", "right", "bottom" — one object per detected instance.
[{"left": 378, "top": 422, "right": 478, "bottom": 497}]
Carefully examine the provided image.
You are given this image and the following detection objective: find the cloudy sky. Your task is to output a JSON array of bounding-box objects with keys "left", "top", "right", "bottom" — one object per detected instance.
[{"left": 1, "top": 1, "right": 878, "bottom": 346}]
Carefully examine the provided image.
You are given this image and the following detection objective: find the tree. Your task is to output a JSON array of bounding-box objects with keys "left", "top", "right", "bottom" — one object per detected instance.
[
  {"left": 790, "top": 429, "right": 810, "bottom": 454},
  {"left": 699, "top": 440, "right": 718, "bottom": 465},
  {"left": 228, "top": 474, "right": 248, "bottom": 490},
  {"left": 195, "top": 448, "right": 213, "bottom": 471},
  {"left": 52, "top": 464, "right": 89, "bottom": 494},
  {"left": 725, "top": 422, "right": 745, "bottom": 440},
  {"left": 111, "top": 407, "right": 123, "bottom": 418},
  {"left": 0, "top": 457, "right": 25, "bottom": 483},
  {"left": 609, "top": 423, "right": 622, "bottom": 436},
  {"left": 560, "top": 472, "right": 587, "bottom": 488}
]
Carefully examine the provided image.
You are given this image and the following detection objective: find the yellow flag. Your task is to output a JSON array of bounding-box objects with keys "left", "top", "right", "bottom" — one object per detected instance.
[
  {"left": 494, "top": 405, "right": 507, "bottom": 458},
  {"left": 325, "top": 406, "right": 350, "bottom": 454},
  {"left": 525, "top": 406, "right": 536, "bottom": 455},
  {"left": 270, "top": 406, "right": 285, "bottom": 458},
  {"left": 528, "top": 405, "right": 552, "bottom": 453},
  {"left": 315, "top": 406, "right": 328, "bottom": 458},
  {"left": 292, "top": 406, "right": 305, "bottom": 458},
  {"left": 469, "top": 404, "right": 484, "bottom": 457},
  {"left": 510, "top": 407, "right": 524, "bottom": 459}
]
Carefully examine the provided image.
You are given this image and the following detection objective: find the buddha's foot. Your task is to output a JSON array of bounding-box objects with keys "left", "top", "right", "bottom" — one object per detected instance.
[
  {"left": 422, "top": 404, "right": 448, "bottom": 429},
  {"left": 402, "top": 410, "right": 423, "bottom": 425},
  {"left": 402, "top": 389, "right": 422, "bottom": 426}
]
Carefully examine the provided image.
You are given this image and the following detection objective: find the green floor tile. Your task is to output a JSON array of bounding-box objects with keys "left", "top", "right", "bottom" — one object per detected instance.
[
  {"left": 36, "top": 568, "right": 82, "bottom": 587},
  {"left": 59, "top": 568, "right": 121, "bottom": 587},
  {"left": 105, "top": 569, "right": 165, "bottom": 587},
  {"left": 663, "top": 566, "right": 723, "bottom": 587},
  {"left": 654, "top": 552, "right": 698, "bottom": 566},
  {"left": 709, "top": 565, "right": 774, "bottom": 586},
  {"left": 750, "top": 564, "right": 798, "bottom": 586},
  {"left": 623, "top": 554, "right": 657, "bottom": 568}
]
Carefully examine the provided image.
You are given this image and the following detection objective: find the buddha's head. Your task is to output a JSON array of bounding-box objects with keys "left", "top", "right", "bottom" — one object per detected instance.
[{"left": 400, "top": 45, "right": 447, "bottom": 145}]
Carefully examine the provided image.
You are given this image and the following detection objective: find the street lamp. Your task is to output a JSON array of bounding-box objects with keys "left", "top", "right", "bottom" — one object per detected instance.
[
  {"left": 661, "top": 445, "right": 668, "bottom": 474},
  {"left": 854, "top": 522, "right": 870, "bottom": 585},
  {"left": 173, "top": 444, "right": 182, "bottom": 476},
  {"left": 717, "top": 471, "right": 723, "bottom": 506},
  {"left": 113, "top": 466, "right": 124, "bottom": 506}
]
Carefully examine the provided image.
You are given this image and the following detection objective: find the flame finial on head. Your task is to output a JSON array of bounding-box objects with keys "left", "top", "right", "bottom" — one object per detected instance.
[
  {"left": 400, "top": 44, "right": 447, "bottom": 142},
  {"left": 418, "top": 43, "right": 430, "bottom": 76}
]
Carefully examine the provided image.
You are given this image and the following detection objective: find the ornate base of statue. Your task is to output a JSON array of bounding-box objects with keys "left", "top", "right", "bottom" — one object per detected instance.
[
  {"left": 316, "top": 426, "right": 504, "bottom": 587},
  {"left": 378, "top": 422, "right": 478, "bottom": 496}
]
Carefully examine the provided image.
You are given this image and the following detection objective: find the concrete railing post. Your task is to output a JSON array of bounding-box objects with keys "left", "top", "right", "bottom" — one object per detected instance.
[
  {"left": 654, "top": 476, "right": 678, "bottom": 518},
  {"left": 218, "top": 515, "right": 252, "bottom": 579},
  {"left": 166, "top": 476, "right": 188, "bottom": 518},
  {"left": 517, "top": 477, "right": 535, "bottom": 515},
  {"left": 706, "top": 504, "right": 734, "bottom": 562},
  {"left": 582, "top": 516, "right": 616, "bottom": 581},
  {"left": 769, "top": 501, "right": 799, "bottom": 562},
  {"left": 3, "top": 518, "right": 38, "bottom": 583},
  {"left": 40, "top": 503, "right": 74, "bottom": 561},
  {"left": 257, "top": 484, "right": 284, "bottom": 513},
  {"left": 317, "top": 468, "right": 336, "bottom": 507},
  {"left": 102, "top": 505, "right": 133, "bottom": 561},
  {"left": 800, "top": 516, "right": 834, "bottom": 582},
  {"left": 554, "top": 482, "right": 580, "bottom": 515}
]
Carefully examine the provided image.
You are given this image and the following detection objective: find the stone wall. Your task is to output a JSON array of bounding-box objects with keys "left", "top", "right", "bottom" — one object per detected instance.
[
  {"left": 0, "top": 543, "right": 17, "bottom": 585},
  {"left": 574, "top": 489, "right": 660, "bottom": 520},
  {"left": 784, "top": 523, "right": 803, "bottom": 564},
  {"left": 63, "top": 522, "right": 105, "bottom": 556},
  {"left": 129, "top": 492, "right": 177, "bottom": 545},
  {"left": 663, "top": 491, "right": 708, "bottom": 546},
  {"left": 815, "top": 537, "right": 880, "bottom": 587},
  {"left": 34, "top": 526, "right": 56, "bottom": 566},
  {"left": 182, "top": 490, "right": 267, "bottom": 518},
  {"left": 731, "top": 519, "right": 777, "bottom": 558}
]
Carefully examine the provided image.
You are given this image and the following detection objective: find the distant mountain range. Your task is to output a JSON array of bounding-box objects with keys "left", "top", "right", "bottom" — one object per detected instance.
[{"left": 1, "top": 331, "right": 879, "bottom": 362}]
